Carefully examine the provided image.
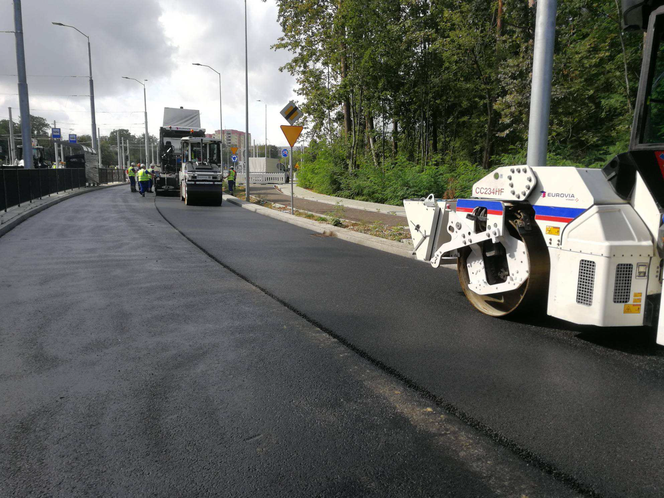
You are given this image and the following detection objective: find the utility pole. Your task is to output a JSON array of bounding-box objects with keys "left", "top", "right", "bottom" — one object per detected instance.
[
  {"left": 13, "top": 0, "right": 33, "bottom": 169},
  {"left": 98, "top": 126, "right": 101, "bottom": 167},
  {"left": 526, "top": 0, "right": 557, "bottom": 167},
  {"left": 8, "top": 107, "right": 16, "bottom": 165}
]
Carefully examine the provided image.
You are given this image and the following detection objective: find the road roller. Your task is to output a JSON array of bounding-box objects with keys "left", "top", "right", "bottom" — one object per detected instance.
[
  {"left": 404, "top": 0, "right": 664, "bottom": 345},
  {"left": 180, "top": 136, "right": 224, "bottom": 206}
]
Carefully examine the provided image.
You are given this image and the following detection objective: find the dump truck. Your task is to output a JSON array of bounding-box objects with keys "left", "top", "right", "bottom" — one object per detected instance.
[
  {"left": 404, "top": 0, "right": 664, "bottom": 345},
  {"left": 155, "top": 107, "right": 206, "bottom": 196}
]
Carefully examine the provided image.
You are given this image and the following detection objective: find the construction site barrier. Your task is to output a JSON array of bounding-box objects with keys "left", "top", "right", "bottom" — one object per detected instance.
[{"left": 0, "top": 167, "right": 88, "bottom": 212}]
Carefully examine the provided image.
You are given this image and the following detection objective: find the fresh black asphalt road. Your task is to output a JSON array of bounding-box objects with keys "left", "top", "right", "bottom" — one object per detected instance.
[
  {"left": 0, "top": 186, "right": 579, "bottom": 497},
  {"left": 156, "top": 192, "right": 664, "bottom": 498}
]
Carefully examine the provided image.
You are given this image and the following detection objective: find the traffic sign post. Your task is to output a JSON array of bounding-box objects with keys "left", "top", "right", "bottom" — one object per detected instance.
[
  {"left": 280, "top": 125, "right": 304, "bottom": 215},
  {"left": 69, "top": 134, "right": 77, "bottom": 144},
  {"left": 231, "top": 154, "right": 238, "bottom": 163},
  {"left": 51, "top": 128, "right": 61, "bottom": 139}
]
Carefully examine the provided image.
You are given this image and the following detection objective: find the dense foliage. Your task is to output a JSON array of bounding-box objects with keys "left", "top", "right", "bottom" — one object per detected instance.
[{"left": 274, "top": 0, "right": 642, "bottom": 204}]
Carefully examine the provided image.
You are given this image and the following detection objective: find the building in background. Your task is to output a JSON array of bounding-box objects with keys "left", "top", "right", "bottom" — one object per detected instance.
[{"left": 215, "top": 129, "right": 251, "bottom": 164}]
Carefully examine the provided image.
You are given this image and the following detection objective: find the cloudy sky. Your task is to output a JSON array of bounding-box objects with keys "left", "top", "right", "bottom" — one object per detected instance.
[{"left": 0, "top": 0, "right": 298, "bottom": 147}]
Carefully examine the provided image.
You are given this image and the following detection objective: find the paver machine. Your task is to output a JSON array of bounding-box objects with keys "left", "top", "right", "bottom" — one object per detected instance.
[
  {"left": 156, "top": 107, "right": 206, "bottom": 196},
  {"left": 404, "top": 0, "right": 664, "bottom": 344}
]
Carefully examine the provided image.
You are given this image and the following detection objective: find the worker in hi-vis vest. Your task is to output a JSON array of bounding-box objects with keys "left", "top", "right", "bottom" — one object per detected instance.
[
  {"left": 227, "top": 166, "right": 236, "bottom": 196},
  {"left": 127, "top": 162, "right": 137, "bottom": 192},
  {"left": 148, "top": 165, "right": 156, "bottom": 193},
  {"left": 137, "top": 164, "right": 151, "bottom": 197}
]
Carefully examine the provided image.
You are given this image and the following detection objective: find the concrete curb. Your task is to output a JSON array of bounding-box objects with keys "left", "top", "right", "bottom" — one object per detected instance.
[
  {"left": 223, "top": 194, "right": 414, "bottom": 259},
  {"left": 0, "top": 182, "right": 126, "bottom": 239}
]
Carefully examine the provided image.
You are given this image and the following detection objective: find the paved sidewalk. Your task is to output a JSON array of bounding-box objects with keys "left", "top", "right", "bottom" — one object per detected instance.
[
  {"left": 249, "top": 185, "right": 407, "bottom": 227},
  {"left": 274, "top": 183, "right": 406, "bottom": 217}
]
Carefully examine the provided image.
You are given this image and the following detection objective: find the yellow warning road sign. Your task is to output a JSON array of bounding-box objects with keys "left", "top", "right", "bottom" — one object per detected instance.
[
  {"left": 230, "top": 147, "right": 238, "bottom": 155},
  {"left": 281, "top": 126, "right": 303, "bottom": 147}
]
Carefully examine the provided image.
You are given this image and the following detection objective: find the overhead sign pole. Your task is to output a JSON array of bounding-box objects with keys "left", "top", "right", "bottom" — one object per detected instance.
[
  {"left": 53, "top": 122, "right": 59, "bottom": 166},
  {"left": 8, "top": 107, "right": 16, "bottom": 165}
]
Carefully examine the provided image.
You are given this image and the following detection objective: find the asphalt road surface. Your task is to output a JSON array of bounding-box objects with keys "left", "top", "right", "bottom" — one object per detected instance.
[
  {"left": 0, "top": 187, "right": 578, "bottom": 497},
  {"left": 155, "top": 191, "right": 664, "bottom": 498}
]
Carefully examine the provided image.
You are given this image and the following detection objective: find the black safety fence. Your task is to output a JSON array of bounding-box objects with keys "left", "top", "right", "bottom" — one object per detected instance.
[
  {"left": 0, "top": 168, "right": 87, "bottom": 212},
  {"left": 98, "top": 168, "right": 126, "bottom": 185}
]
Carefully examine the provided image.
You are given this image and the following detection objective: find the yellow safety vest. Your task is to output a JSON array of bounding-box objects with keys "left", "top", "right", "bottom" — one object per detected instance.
[
  {"left": 228, "top": 170, "right": 236, "bottom": 181},
  {"left": 138, "top": 169, "right": 150, "bottom": 182},
  {"left": 128, "top": 168, "right": 136, "bottom": 177}
]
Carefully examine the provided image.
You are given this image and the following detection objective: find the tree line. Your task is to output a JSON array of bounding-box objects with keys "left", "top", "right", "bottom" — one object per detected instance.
[{"left": 274, "top": 0, "right": 641, "bottom": 204}]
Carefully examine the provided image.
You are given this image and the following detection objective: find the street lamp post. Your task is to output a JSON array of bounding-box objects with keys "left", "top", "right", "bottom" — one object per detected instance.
[
  {"left": 122, "top": 77, "right": 149, "bottom": 167},
  {"left": 245, "top": 0, "right": 250, "bottom": 198},
  {"left": 257, "top": 99, "right": 267, "bottom": 159},
  {"left": 52, "top": 21, "right": 98, "bottom": 169},
  {"left": 192, "top": 63, "right": 225, "bottom": 167},
  {"left": 243, "top": 0, "right": 267, "bottom": 196}
]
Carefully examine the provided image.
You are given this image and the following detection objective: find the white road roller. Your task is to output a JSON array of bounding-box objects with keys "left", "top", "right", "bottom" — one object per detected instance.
[{"left": 405, "top": 0, "right": 664, "bottom": 344}]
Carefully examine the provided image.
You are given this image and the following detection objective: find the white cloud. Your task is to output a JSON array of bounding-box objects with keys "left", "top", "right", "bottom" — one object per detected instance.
[{"left": 0, "top": 0, "right": 299, "bottom": 147}]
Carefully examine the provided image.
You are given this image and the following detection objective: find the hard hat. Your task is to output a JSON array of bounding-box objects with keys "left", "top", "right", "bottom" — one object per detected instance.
[{"left": 131, "top": 162, "right": 135, "bottom": 166}]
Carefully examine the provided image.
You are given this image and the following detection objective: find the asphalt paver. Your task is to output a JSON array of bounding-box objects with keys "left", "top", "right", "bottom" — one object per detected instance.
[
  {"left": 248, "top": 185, "right": 406, "bottom": 227},
  {"left": 156, "top": 192, "right": 664, "bottom": 498},
  {"left": 0, "top": 188, "right": 576, "bottom": 497}
]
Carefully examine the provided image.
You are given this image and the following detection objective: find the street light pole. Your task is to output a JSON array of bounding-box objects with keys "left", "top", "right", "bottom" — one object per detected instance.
[
  {"left": 122, "top": 77, "right": 149, "bottom": 167},
  {"left": 245, "top": 0, "right": 250, "bottom": 199},
  {"left": 52, "top": 22, "right": 98, "bottom": 169},
  {"left": 243, "top": 0, "right": 267, "bottom": 196},
  {"left": 14, "top": 0, "right": 33, "bottom": 169},
  {"left": 192, "top": 63, "right": 224, "bottom": 167},
  {"left": 526, "top": 0, "right": 557, "bottom": 167}
]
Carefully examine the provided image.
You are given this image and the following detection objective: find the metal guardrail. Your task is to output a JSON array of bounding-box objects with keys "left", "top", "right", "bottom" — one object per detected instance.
[
  {"left": 98, "top": 168, "right": 126, "bottom": 185},
  {"left": 0, "top": 167, "right": 87, "bottom": 212},
  {"left": 236, "top": 172, "right": 287, "bottom": 184}
]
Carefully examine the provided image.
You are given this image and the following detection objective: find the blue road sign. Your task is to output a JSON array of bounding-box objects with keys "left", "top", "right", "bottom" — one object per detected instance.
[
  {"left": 52, "top": 128, "right": 61, "bottom": 139},
  {"left": 281, "top": 148, "right": 289, "bottom": 158},
  {"left": 69, "top": 134, "right": 77, "bottom": 144},
  {"left": 231, "top": 154, "right": 238, "bottom": 163}
]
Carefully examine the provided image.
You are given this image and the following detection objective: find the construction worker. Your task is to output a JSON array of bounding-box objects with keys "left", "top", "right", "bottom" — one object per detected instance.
[
  {"left": 137, "top": 164, "right": 150, "bottom": 197},
  {"left": 148, "top": 164, "right": 156, "bottom": 193},
  {"left": 227, "top": 166, "right": 236, "bottom": 196},
  {"left": 127, "top": 162, "right": 137, "bottom": 192}
]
